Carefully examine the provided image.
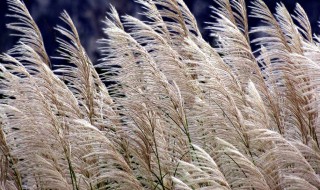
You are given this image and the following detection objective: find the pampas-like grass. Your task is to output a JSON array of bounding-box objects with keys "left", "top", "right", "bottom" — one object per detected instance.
[{"left": 1, "top": 0, "right": 320, "bottom": 189}]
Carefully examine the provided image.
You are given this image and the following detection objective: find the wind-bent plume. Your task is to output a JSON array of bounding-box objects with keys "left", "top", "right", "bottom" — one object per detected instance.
[{"left": 1, "top": 0, "right": 320, "bottom": 189}]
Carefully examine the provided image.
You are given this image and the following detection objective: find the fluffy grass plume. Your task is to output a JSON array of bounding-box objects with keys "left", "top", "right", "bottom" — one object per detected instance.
[{"left": 1, "top": 0, "right": 320, "bottom": 189}]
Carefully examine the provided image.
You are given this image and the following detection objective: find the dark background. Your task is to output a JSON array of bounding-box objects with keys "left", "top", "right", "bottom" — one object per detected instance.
[{"left": 1, "top": 0, "right": 320, "bottom": 65}]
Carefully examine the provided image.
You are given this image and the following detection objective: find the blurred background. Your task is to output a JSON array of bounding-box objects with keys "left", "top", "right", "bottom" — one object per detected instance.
[{"left": 0, "top": 0, "right": 320, "bottom": 65}]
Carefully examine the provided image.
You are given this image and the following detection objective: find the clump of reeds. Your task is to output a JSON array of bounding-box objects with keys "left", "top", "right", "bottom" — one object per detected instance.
[{"left": 1, "top": 0, "right": 320, "bottom": 189}]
